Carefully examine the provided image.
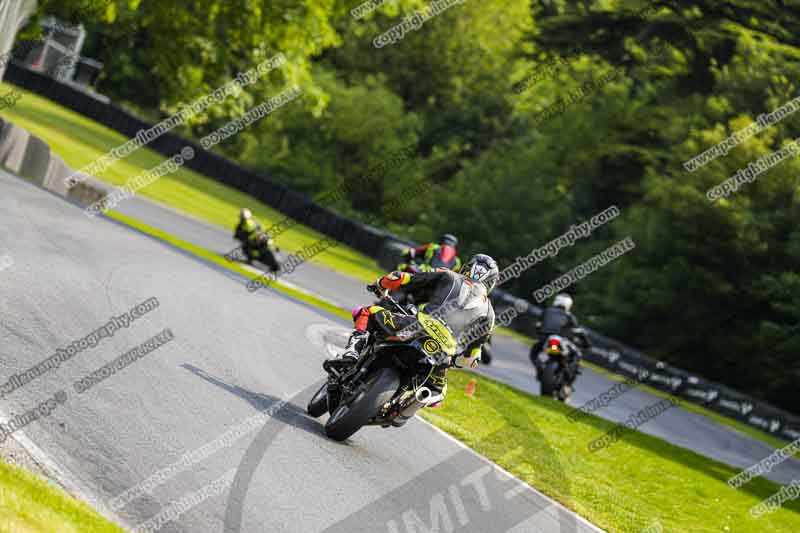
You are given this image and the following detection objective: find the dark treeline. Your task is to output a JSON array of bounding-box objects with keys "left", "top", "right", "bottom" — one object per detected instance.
[{"left": 37, "top": 0, "right": 800, "bottom": 413}]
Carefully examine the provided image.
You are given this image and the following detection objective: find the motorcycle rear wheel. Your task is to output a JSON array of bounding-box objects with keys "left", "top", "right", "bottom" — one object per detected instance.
[
  {"left": 324, "top": 367, "right": 400, "bottom": 441},
  {"left": 539, "top": 359, "right": 561, "bottom": 398}
]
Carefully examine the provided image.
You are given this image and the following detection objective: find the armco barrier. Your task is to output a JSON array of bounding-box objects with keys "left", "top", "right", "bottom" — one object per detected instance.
[
  {"left": 581, "top": 328, "right": 800, "bottom": 442},
  {"left": 4, "top": 63, "right": 799, "bottom": 441}
]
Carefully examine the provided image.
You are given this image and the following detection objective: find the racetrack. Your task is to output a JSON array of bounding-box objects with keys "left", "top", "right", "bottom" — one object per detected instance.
[
  {"left": 0, "top": 170, "right": 603, "bottom": 532},
  {"left": 108, "top": 177, "right": 800, "bottom": 487}
]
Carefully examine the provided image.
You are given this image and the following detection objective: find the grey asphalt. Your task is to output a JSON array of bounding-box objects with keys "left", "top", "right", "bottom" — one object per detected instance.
[
  {"left": 110, "top": 184, "right": 800, "bottom": 487},
  {"left": 0, "top": 171, "right": 601, "bottom": 532}
]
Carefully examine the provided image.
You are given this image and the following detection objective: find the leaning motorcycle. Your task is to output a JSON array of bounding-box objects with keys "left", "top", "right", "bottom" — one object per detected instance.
[
  {"left": 308, "top": 287, "right": 458, "bottom": 441},
  {"left": 234, "top": 229, "right": 280, "bottom": 272},
  {"left": 534, "top": 335, "right": 578, "bottom": 402},
  {"left": 374, "top": 263, "right": 493, "bottom": 364}
]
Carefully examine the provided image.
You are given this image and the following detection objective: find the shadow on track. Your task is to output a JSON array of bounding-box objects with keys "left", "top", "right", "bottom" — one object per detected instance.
[{"left": 180, "top": 363, "right": 327, "bottom": 441}]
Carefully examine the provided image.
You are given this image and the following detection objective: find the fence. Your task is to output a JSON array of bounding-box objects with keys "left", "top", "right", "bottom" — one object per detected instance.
[{"left": 4, "top": 62, "right": 799, "bottom": 443}]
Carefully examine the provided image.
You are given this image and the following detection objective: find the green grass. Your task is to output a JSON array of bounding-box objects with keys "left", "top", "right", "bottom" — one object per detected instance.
[
  {"left": 0, "top": 461, "right": 123, "bottom": 533},
  {"left": 420, "top": 370, "right": 800, "bottom": 533},
  {"left": 492, "top": 328, "right": 791, "bottom": 450},
  {"left": 0, "top": 81, "right": 385, "bottom": 283}
]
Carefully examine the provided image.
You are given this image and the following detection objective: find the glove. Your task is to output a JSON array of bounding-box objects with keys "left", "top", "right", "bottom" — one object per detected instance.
[
  {"left": 367, "top": 282, "right": 385, "bottom": 296},
  {"left": 451, "top": 350, "right": 480, "bottom": 369}
]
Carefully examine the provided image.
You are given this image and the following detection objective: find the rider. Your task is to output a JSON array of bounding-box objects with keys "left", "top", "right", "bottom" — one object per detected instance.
[
  {"left": 235, "top": 208, "right": 260, "bottom": 243},
  {"left": 531, "top": 293, "right": 588, "bottom": 383},
  {"left": 398, "top": 233, "right": 461, "bottom": 272},
  {"left": 329, "top": 254, "right": 499, "bottom": 398}
]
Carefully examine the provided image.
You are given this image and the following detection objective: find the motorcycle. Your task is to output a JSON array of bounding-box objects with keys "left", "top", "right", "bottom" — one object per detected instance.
[
  {"left": 234, "top": 226, "right": 280, "bottom": 272},
  {"left": 533, "top": 335, "right": 580, "bottom": 402},
  {"left": 373, "top": 261, "right": 492, "bottom": 365},
  {"left": 308, "top": 286, "right": 458, "bottom": 441}
]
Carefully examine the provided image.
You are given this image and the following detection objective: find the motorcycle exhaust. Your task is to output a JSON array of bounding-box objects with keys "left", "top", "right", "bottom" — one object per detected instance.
[
  {"left": 414, "top": 386, "right": 445, "bottom": 405},
  {"left": 392, "top": 387, "right": 445, "bottom": 427}
]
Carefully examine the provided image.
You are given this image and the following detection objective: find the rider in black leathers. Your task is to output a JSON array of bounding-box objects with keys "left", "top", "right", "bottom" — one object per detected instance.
[
  {"left": 328, "top": 254, "right": 500, "bottom": 402},
  {"left": 530, "top": 293, "right": 588, "bottom": 384}
]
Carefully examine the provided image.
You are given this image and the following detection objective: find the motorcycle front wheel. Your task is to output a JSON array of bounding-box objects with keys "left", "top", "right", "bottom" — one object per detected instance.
[
  {"left": 307, "top": 383, "right": 329, "bottom": 418},
  {"left": 481, "top": 344, "right": 493, "bottom": 365},
  {"left": 324, "top": 367, "right": 400, "bottom": 441},
  {"left": 262, "top": 251, "right": 280, "bottom": 272}
]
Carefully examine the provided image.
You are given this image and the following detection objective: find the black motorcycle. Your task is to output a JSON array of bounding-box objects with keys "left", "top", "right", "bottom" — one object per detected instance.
[
  {"left": 533, "top": 335, "right": 579, "bottom": 402},
  {"left": 308, "top": 287, "right": 457, "bottom": 441},
  {"left": 233, "top": 227, "right": 280, "bottom": 272}
]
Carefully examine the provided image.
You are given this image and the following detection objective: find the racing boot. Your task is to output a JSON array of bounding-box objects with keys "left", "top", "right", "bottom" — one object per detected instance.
[{"left": 325, "top": 330, "right": 369, "bottom": 371}]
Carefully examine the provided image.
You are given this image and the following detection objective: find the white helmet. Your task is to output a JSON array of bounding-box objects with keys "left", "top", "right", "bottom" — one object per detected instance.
[
  {"left": 553, "top": 293, "right": 573, "bottom": 312},
  {"left": 241, "top": 208, "right": 252, "bottom": 219},
  {"left": 461, "top": 254, "right": 499, "bottom": 293}
]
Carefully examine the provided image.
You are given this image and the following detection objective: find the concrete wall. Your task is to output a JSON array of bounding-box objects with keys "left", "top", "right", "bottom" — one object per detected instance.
[{"left": 0, "top": 116, "right": 107, "bottom": 205}]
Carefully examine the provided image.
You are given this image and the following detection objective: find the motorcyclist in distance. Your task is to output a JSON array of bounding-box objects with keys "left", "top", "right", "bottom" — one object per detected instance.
[
  {"left": 530, "top": 293, "right": 588, "bottom": 384},
  {"left": 235, "top": 208, "right": 260, "bottom": 243},
  {"left": 398, "top": 233, "right": 461, "bottom": 273}
]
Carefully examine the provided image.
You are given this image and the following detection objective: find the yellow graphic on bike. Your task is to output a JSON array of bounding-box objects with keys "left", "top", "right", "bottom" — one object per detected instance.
[
  {"left": 382, "top": 311, "right": 396, "bottom": 329},
  {"left": 417, "top": 312, "right": 457, "bottom": 356},
  {"left": 422, "top": 339, "right": 440, "bottom": 355}
]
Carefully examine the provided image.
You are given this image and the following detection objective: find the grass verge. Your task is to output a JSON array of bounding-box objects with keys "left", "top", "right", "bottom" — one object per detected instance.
[
  {"left": 0, "top": 461, "right": 123, "bottom": 533},
  {"left": 0, "top": 81, "right": 385, "bottom": 283},
  {"left": 420, "top": 370, "right": 800, "bottom": 533}
]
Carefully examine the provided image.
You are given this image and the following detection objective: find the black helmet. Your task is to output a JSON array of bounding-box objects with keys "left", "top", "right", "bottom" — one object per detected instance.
[
  {"left": 440, "top": 233, "right": 458, "bottom": 247},
  {"left": 461, "top": 254, "right": 499, "bottom": 293}
]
